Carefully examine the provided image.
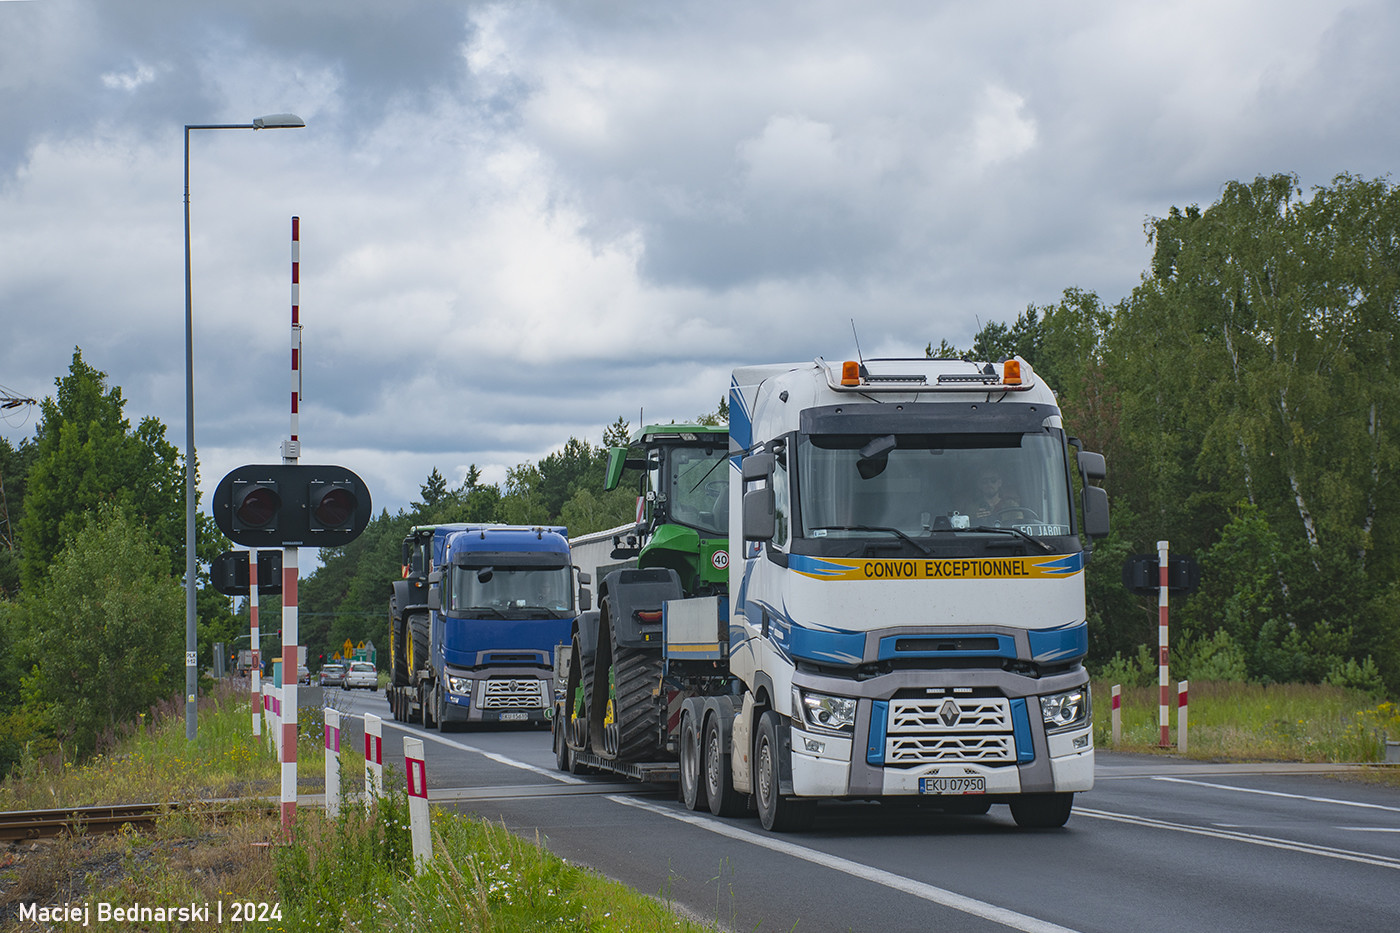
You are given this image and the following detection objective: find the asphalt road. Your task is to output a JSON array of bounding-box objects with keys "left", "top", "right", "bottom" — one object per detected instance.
[{"left": 318, "top": 689, "right": 1400, "bottom": 932}]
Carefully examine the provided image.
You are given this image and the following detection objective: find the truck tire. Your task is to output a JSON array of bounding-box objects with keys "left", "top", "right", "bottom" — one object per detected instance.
[
  {"left": 678, "top": 709, "right": 707, "bottom": 811},
  {"left": 421, "top": 682, "right": 435, "bottom": 729},
  {"left": 435, "top": 684, "right": 457, "bottom": 733},
  {"left": 389, "top": 596, "right": 409, "bottom": 687},
  {"left": 704, "top": 713, "right": 746, "bottom": 817},
  {"left": 553, "top": 713, "right": 574, "bottom": 772},
  {"left": 593, "top": 597, "right": 663, "bottom": 761},
  {"left": 1009, "top": 793, "right": 1073, "bottom": 829},
  {"left": 406, "top": 611, "right": 430, "bottom": 678},
  {"left": 755, "top": 711, "right": 815, "bottom": 832},
  {"left": 564, "top": 634, "right": 592, "bottom": 755}
]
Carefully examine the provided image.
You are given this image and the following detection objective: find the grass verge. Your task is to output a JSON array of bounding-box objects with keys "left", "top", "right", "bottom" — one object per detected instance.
[
  {"left": 0, "top": 682, "right": 719, "bottom": 931},
  {"left": 1094, "top": 679, "right": 1400, "bottom": 771}
]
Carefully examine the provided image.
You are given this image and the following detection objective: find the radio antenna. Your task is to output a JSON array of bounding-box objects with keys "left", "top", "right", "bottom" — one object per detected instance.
[{"left": 850, "top": 319, "right": 870, "bottom": 379}]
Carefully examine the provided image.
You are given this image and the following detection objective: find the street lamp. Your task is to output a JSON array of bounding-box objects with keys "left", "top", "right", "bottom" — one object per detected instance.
[{"left": 184, "top": 113, "right": 305, "bottom": 740}]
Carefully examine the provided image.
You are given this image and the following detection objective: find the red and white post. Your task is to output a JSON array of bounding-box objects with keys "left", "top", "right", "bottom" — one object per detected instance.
[
  {"left": 364, "top": 712, "right": 384, "bottom": 798},
  {"left": 404, "top": 736, "right": 432, "bottom": 871},
  {"left": 279, "top": 217, "right": 304, "bottom": 835},
  {"left": 1111, "top": 684, "right": 1121, "bottom": 747},
  {"left": 249, "top": 549, "right": 261, "bottom": 737},
  {"left": 1158, "top": 539, "right": 1171, "bottom": 748},
  {"left": 1177, "top": 680, "right": 1189, "bottom": 755},
  {"left": 324, "top": 707, "right": 342, "bottom": 819},
  {"left": 280, "top": 548, "right": 298, "bottom": 833}
]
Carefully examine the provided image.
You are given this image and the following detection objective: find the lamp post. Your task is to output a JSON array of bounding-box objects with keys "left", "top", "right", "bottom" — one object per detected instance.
[{"left": 184, "top": 113, "right": 304, "bottom": 740}]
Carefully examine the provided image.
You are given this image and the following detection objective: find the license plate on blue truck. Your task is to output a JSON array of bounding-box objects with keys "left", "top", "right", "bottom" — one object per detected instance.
[
  {"left": 498, "top": 711, "right": 528, "bottom": 722},
  {"left": 919, "top": 777, "right": 986, "bottom": 794}
]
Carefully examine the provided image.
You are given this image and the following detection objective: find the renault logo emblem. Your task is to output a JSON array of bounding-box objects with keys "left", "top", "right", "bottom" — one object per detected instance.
[{"left": 938, "top": 698, "right": 960, "bottom": 727}]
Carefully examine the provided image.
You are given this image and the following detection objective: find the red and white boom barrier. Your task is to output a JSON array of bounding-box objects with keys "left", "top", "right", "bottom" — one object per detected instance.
[{"left": 1157, "top": 539, "right": 1171, "bottom": 747}]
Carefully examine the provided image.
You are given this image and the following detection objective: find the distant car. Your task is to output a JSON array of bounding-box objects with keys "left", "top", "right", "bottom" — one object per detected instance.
[
  {"left": 319, "top": 662, "right": 347, "bottom": 688},
  {"left": 342, "top": 661, "right": 378, "bottom": 691},
  {"left": 299, "top": 664, "right": 311, "bottom": 685}
]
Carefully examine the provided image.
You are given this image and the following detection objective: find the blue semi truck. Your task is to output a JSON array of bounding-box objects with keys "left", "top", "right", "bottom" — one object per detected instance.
[{"left": 387, "top": 524, "right": 586, "bottom": 729}]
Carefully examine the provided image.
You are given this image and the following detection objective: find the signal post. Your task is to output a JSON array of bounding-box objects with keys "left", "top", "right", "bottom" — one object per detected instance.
[{"left": 211, "top": 219, "right": 372, "bottom": 833}]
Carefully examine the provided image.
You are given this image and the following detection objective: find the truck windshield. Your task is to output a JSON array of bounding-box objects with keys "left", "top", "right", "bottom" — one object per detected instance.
[
  {"left": 796, "top": 432, "right": 1073, "bottom": 544},
  {"left": 663, "top": 444, "right": 728, "bottom": 537},
  {"left": 449, "top": 565, "right": 573, "bottom": 618}
]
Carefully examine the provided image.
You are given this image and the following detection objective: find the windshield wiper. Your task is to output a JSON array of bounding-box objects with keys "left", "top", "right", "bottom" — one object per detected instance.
[
  {"left": 517, "top": 605, "right": 566, "bottom": 618},
  {"left": 686, "top": 454, "right": 725, "bottom": 494},
  {"left": 463, "top": 605, "right": 507, "bottom": 618},
  {"left": 967, "top": 525, "right": 1055, "bottom": 554},
  {"left": 810, "top": 524, "right": 932, "bottom": 556}
]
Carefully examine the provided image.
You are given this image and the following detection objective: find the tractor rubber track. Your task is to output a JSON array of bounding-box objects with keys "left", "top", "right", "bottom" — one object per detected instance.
[{"left": 603, "top": 638, "right": 665, "bottom": 762}]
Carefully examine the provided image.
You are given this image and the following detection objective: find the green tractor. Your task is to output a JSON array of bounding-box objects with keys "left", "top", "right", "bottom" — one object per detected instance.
[{"left": 561, "top": 424, "right": 729, "bottom": 766}]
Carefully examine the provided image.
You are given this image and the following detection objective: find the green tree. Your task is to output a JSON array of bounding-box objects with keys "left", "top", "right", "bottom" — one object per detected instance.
[
  {"left": 18, "top": 504, "right": 183, "bottom": 757},
  {"left": 18, "top": 349, "right": 185, "bottom": 591},
  {"left": 0, "top": 436, "right": 39, "bottom": 598}
]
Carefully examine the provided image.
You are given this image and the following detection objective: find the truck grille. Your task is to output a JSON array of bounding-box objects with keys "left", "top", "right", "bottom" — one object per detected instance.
[
  {"left": 885, "top": 697, "right": 1016, "bottom": 765},
  {"left": 480, "top": 678, "right": 548, "bottom": 709}
]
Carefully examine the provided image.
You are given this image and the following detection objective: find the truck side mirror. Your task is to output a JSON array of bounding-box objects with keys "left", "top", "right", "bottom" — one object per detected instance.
[
  {"left": 427, "top": 570, "right": 442, "bottom": 611},
  {"left": 578, "top": 587, "right": 592, "bottom": 612},
  {"left": 1082, "top": 485, "right": 1110, "bottom": 538},
  {"left": 742, "top": 452, "right": 774, "bottom": 481},
  {"left": 743, "top": 487, "right": 776, "bottom": 541},
  {"left": 1077, "top": 450, "right": 1106, "bottom": 482}
]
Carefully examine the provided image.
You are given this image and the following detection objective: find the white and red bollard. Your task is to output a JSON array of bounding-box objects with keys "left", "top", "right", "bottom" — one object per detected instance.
[
  {"left": 1111, "top": 684, "right": 1121, "bottom": 747},
  {"left": 1177, "top": 680, "right": 1189, "bottom": 755},
  {"left": 364, "top": 712, "right": 384, "bottom": 798},
  {"left": 403, "top": 736, "right": 432, "bottom": 871},
  {"left": 324, "top": 707, "right": 342, "bottom": 819}
]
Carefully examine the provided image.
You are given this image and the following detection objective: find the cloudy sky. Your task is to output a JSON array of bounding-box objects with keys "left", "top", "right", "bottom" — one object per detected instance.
[{"left": 1, "top": 0, "right": 1395, "bottom": 520}]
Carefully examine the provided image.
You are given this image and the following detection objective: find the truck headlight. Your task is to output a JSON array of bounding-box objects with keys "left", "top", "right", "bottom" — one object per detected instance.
[
  {"left": 447, "top": 676, "right": 473, "bottom": 696},
  {"left": 794, "top": 688, "right": 857, "bottom": 735},
  {"left": 1039, "top": 688, "right": 1089, "bottom": 732}
]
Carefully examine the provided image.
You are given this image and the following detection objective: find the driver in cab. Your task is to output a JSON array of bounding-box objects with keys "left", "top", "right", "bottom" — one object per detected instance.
[{"left": 971, "top": 469, "right": 1016, "bottom": 522}]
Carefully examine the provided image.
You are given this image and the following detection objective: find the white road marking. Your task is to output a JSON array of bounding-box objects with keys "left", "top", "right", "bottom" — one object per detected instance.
[
  {"left": 366, "top": 714, "right": 1081, "bottom": 932},
  {"left": 1078, "top": 807, "right": 1400, "bottom": 870},
  {"left": 1151, "top": 776, "right": 1400, "bottom": 814},
  {"left": 366, "top": 715, "right": 588, "bottom": 783},
  {"left": 611, "top": 796, "right": 1083, "bottom": 933}
]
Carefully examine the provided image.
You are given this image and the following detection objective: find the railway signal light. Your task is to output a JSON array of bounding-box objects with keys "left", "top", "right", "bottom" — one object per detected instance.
[
  {"left": 232, "top": 477, "right": 281, "bottom": 532},
  {"left": 214, "top": 464, "right": 372, "bottom": 548},
  {"left": 210, "top": 549, "right": 284, "bottom": 596}
]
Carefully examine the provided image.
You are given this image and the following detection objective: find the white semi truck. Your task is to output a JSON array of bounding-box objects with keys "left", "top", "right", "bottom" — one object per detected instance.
[{"left": 555, "top": 355, "right": 1108, "bottom": 831}]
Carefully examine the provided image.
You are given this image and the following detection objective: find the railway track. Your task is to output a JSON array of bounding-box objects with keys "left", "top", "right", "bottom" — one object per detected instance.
[{"left": 0, "top": 803, "right": 170, "bottom": 841}]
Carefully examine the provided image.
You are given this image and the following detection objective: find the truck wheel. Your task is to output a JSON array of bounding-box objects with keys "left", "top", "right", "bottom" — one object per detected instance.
[
  {"left": 406, "top": 611, "right": 430, "bottom": 677},
  {"left": 1009, "top": 793, "right": 1073, "bottom": 829},
  {"left": 434, "top": 685, "right": 451, "bottom": 733},
  {"left": 594, "top": 599, "right": 663, "bottom": 761},
  {"left": 564, "top": 635, "right": 592, "bottom": 754},
  {"left": 422, "top": 683, "right": 435, "bottom": 729},
  {"left": 389, "top": 597, "right": 409, "bottom": 687},
  {"left": 554, "top": 713, "right": 574, "bottom": 772},
  {"left": 679, "top": 710, "right": 707, "bottom": 811},
  {"left": 755, "top": 711, "right": 815, "bottom": 832},
  {"left": 704, "top": 714, "right": 745, "bottom": 817}
]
